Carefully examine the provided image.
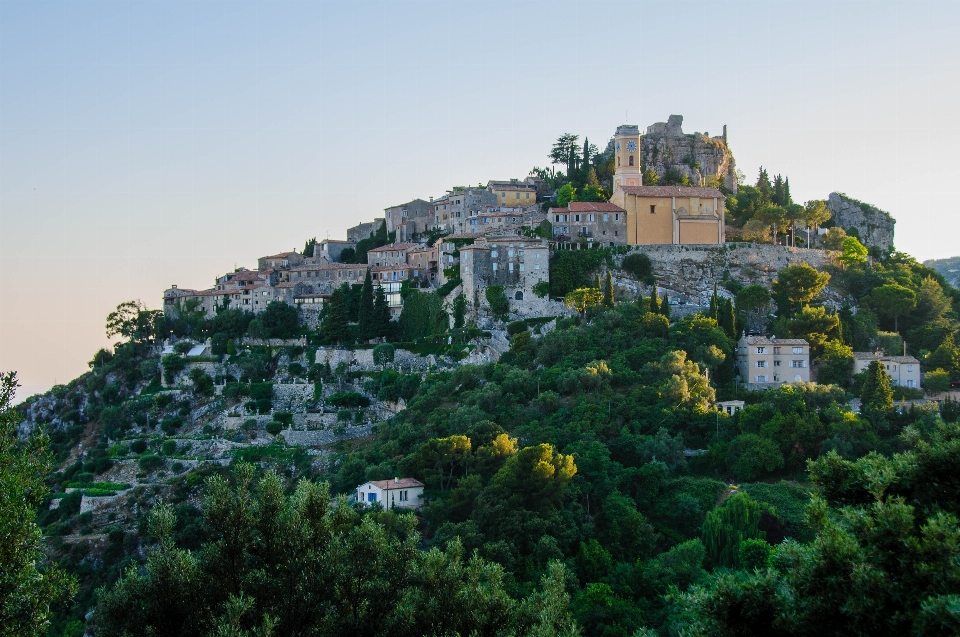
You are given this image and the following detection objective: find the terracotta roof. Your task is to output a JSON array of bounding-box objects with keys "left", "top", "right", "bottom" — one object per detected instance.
[
  {"left": 263, "top": 251, "right": 298, "bottom": 259},
  {"left": 367, "top": 478, "right": 425, "bottom": 490},
  {"left": 854, "top": 352, "right": 921, "bottom": 364},
  {"left": 741, "top": 336, "right": 809, "bottom": 346},
  {"left": 234, "top": 271, "right": 267, "bottom": 282},
  {"left": 568, "top": 201, "right": 626, "bottom": 212},
  {"left": 320, "top": 239, "right": 355, "bottom": 245},
  {"left": 620, "top": 186, "right": 725, "bottom": 198},
  {"left": 273, "top": 282, "right": 301, "bottom": 289},
  {"left": 371, "top": 242, "right": 421, "bottom": 252}
]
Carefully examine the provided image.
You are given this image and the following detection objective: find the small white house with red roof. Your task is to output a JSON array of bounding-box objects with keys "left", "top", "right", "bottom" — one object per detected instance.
[{"left": 355, "top": 477, "right": 425, "bottom": 509}]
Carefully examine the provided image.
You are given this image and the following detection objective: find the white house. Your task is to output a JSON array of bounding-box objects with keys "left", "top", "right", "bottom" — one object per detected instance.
[
  {"left": 355, "top": 477, "right": 425, "bottom": 509},
  {"left": 853, "top": 352, "right": 921, "bottom": 389}
]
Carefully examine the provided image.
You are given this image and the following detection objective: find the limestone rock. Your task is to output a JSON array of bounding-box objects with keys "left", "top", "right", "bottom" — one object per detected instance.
[
  {"left": 641, "top": 115, "right": 737, "bottom": 192},
  {"left": 826, "top": 192, "right": 895, "bottom": 252}
]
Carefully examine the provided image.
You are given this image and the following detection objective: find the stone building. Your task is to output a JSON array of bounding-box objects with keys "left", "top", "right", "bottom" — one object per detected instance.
[
  {"left": 316, "top": 239, "right": 355, "bottom": 263},
  {"left": 257, "top": 251, "right": 303, "bottom": 271},
  {"left": 432, "top": 188, "right": 497, "bottom": 234},
  {"left": 736, "top": 335, "right": 811, "bottom": 390},
  {"left": 460, "top": 237, "right": 549, "bottom": 303},
  {"left": 368, "top": 242, "right": 422, "bottom": 267},
  {"left": 384, "top": 199, "right": 433, "bottom": 238},
  {"left": 347, "top": 218, "right": 384, "bottom": 242},
  {"left": 549, "top": 201, "right": 626, "bottom": 244}
]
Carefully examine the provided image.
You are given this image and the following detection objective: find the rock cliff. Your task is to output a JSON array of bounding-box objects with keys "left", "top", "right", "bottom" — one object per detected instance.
[
  {"left": 826, "top": 192, "right": 895, "bottom": 252},
  {"left": 640, "top": 115, "right": 737, "bottom": 191}
]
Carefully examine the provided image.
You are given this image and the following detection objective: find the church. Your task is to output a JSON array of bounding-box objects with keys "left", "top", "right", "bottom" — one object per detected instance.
[
  {"left": 608, "top": 124, "right": 725, "bottom": 245},
  {"left": 552, "top": 125, "right": 726, "bottom": 246}
]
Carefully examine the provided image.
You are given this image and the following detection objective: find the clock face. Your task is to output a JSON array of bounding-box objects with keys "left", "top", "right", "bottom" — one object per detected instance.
[
  {"left": 616, "top": 142, "right": 621, "bottom": 152},
  {"left": 626, "top": 141, "right": 638, "bottom": 152}
]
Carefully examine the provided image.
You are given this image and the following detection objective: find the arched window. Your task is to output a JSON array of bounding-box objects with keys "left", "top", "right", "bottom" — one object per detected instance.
[
  {"left": 617, "top": 156, "right": 621, "bottom": 167},
  {"left": 515, "top": 291, "right": 524, "bottom": 301},
  {"left": 628, "top": 156, "right": 634, "bottom": 166}
]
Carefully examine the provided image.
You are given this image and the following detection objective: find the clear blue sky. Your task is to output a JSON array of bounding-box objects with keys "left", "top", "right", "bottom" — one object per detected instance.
[{"left": 2, "top": 0, "right": 959, "bottom": 399}]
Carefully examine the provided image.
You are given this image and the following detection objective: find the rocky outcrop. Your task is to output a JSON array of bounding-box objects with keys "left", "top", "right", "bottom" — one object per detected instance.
[
  {"left": 826, "top": 192, "right": 895, "bottom": 252},
  {"left": 923, "top": 257, "right": 960, "bottom": 289},
  {"left": 641, "top": 115, "right": 737, "bottom": 191}
]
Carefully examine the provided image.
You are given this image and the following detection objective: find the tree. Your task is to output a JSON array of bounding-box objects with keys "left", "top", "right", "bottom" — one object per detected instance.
[
  {"left": 372, "top": 343, "right": 395, "bottom": 368},
  {"left": 915, "top": 276, "right": 952, "bottom": 324},
  {"left": 860, "top": 360, "right": 893, "bottom": 423},
  {"left": 803, "top": 200, "right": 831, "bottom": 244},
  {"left": 660, "top": 294, "right": 671, "bottom": 320},
  {"left": 649, "top": 287, "right": 661, "bottom": 314},
  {"left": 839, "top": 236, "right": 869, "bottom": 268},
  {"left": 106, "top": 300, "right": 163, "bottom": 343},
  {"left": 821, "top": 226, "right": 848, "bottom": 250},
  {"left": 359, "top": 269, "right": 375, "bottom": 340},
  {"left": 246, "top": 319, "right": 269, "bottom": 343},
  {"left": 372, "top": 285, "right": 392, "bottom": 339},
  {"left": 926, "top": 337, "right": 960, "bottom": 381},
  {"left": 564, "top": 288, "right": 603, "bottom": 318},
  {"left": 924, "top": 368, "right": 951, "bottom": 394},
  {"left": 452, "top": 294, "right": 466, "bottom": 329},
  {"left": 603, "top": 271, "right": 615, "bottom": 307},
  {"left": 549, "top": 133, "right": 580, "bottom": 176},
  {"left": 321, "top": 285, "right": 351, "bottom": 344},
  {"left": 736, "top": 284, "right": 771, "bottom": 321},
  {"left": 556, "top": 183, "right": 577, "bottom": 208},
  {"left": 818, "top": 340, "right": 854, "bottom": 386},
  {"left": 867, "top": 283, "right": 916, "bottom": 332},
  {"left": 260, "top": 301, "right": 300, "bottom": 339},
  {"left": 785, "top": 306, "right": 841, "bottom": 356},
  {"left": 719, "top": 298, "right": 737, "bottom": 339},
  {"left": 302, "top": 237, "right": 317, "bottom": 258},
  {"left": 772, "top": 263, "right": 830, "bottom": 314},
  {"left": 755, "top": 167, "right": 772, "bottom": 204},
  {"left": 755, "top": 205, "right": 787, "bottom": 244},
  {"left": 485, "top": 286, "right": 510, "bottom": 319},
  {"left": 784, "top": 203, "right": 804, "bottom": 247},
  {"left": 0, "top": 372, "right": 76, "bottom": 636},
  {"left": 642, "top": 169, "right": 659, "bottom": 186},
  {"left": 701, "top": 492, "right": 774, "bottom": 568}
]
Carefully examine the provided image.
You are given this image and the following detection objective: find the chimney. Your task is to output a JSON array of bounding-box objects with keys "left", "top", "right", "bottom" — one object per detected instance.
[{"left": 394, "top": 477, "right": 399, "bottom": 484}]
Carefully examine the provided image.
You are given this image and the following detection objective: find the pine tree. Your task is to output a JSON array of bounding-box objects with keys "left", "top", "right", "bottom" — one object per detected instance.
[
  {"left": 302, "top": 237, "right": 316, "bottom": 258},
  {"left": 372, "top": 285, "right": 392, "bottom": 339},
  {"left": 358, "top": 269, "right": 374, "bottom": 340},
  {"left": 649, "top": 288, "right": 661, "bottom": 314},
  {"left": 603, "top": 271, "right": 615, "bottom": 307}
]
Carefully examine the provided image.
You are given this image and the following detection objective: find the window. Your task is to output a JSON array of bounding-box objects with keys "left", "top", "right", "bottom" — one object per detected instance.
[
  {"left": 367, "top": 492, "right": 377, "bottom": 503},
  {"left": 492, "top": 263, "right": 498, "bottom": 271},
  {"left": 615, "top": 213, "right": 620, "bottom": 221},
  {"left": 534, "top": 264, "right": 540, "bottom": 270},
  {"left": 491, "top": 250, "right": 498, "bottom": 258},
  {"left": 774, "top": 347, "right": 781, "bottom": 355},
  {"left": 628, "top": 156, "right": 634, "bottom": 166},
  {"left": 756, "top": 347, "right": 766, "bottom": 354},
  {"left": 755, "top": 361, "right": 767, "bottom": 368},
  {"left": 908, "top": 365, "right": 914, "bottom": 372},
  {"left": 526, "top": 192, "right": 530, "bottom": 199},
  {"left": 508, "top": 262, "right": 514, "bottom": 271},
  {"left": 907, "top": 379, "right": 916, "bottom": 388},
  {"left": 755, "top": 375, "right": 768, "bottom": 382},
  {"left": 650, "top": 205, "right": 656, "bottom": 214},
  {"left": 588, "top": 214, "right": 595, "bottom": 221},
  {"left": 508, "top": 250, "right": 514, "bottom": 257},
  {"left": 791, "top": 360, "right": 806, "bottom": 368},
  {"left": 574, "top": 214, "right": 581, "bottom": 222},
  {"left": 792, "top": 347, "right": 803, "bottom": 354},
  {"left": 603, "top": 213, "right": 609, "bottom": 222},
  {"left": 519, "top": 264, "right": 524, "bottom": 271}
]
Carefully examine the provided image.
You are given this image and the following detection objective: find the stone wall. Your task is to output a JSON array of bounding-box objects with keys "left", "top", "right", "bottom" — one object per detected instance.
[
  {"left": 826, "top": 192, "right": 895, "bottom": 252},
  {"left": 619, "top": 243, "right": 836, "bottom": 304}
]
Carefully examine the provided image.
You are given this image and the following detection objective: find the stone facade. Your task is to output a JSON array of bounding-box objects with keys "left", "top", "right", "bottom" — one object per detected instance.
[
  {"left": 347, "top": 218, "right": 384, "bottom": 242},
  {"left": 316, "top": 239, "right": 355, "bottom": 263},
  {"left": 736, "top": 335, "right": 811, "bottom": 389},
  {"left": 432, "top": 188, "right": 498, "bottom": 234},
  {"left": 549, "top": 202, "right": 626, "bottom": 244},
  {"left": 826, "top": 192, "right": 895, "bottom": 252},
  {"left": 385, "top": 199, "right": 433, "bottom": 237},
  {"left": 460, "top": 237, "right": 549, "bottom": 304}
]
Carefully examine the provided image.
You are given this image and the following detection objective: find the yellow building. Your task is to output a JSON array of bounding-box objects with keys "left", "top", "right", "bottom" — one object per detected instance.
[
  {"left": 607, "top": 124, "right": 725, "bottom": 245},
  {"left": 487, "top": 179, "right": 537, "bottom": 207}
]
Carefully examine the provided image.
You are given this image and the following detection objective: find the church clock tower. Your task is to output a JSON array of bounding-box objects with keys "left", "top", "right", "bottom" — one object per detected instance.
[{"left": 612, "top": 124, "right": 642, "bottom": 191}]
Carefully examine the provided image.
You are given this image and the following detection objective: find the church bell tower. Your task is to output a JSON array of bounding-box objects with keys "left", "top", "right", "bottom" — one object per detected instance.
[{"left": 612, "top": 124, "right": 642, "bottom": 191}]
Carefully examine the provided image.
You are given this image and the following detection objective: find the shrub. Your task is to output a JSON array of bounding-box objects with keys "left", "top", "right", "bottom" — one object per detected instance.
[
  {"left": 173, "top": 341, "right": 194, "bottom": 355},
  {"left": 250, "top": 382, "right": 274, "bottom": 401},
  {"left": 373, "top": 343, "right": 395, "bottom": 367},
  {"left": 161, "top": 440, "right": 177, "bottom": 456},
  {"left": 507, "top": 321, "right": 529, "bottom": 336},
  {"left": 485, "top": 286, "right": 510, "bottom": 318},
  {"left": 256, "top": 398, "right": 272, "bottom": 414},
  {"left": 273, "top": 411, "right": 294, "bottom": 426},
  {"left": 287, "top": 362, "right": 305, "bottom": 377},
  {"left": 327, "top": 391, "right": 370, "bottom": 408},
  {"left": 622, "top": 253, "right": 654, "bottom": 284},
  {"left": 75, "top": 472, "right": 94, "bottom": 484},
  {"left": 242, "top": 419, "right": 258, "bottom": 432},
  {"left": 138, "top": 454, "right": 164, "bottom": 472},
  {"left": 265, "top": 421, "right": 283, "bottom": 435},
  {"left": 337, "top": 410, "right": 353, "bottom": 422},
  {"left": 129, "top": 439, "right": 147, "bottom": 454},
  {"left": 532, "top": 281, "right": 550, "bottom": 298},
  {"left": 171, "top": 461, "right": 185, "bottom": 473},
  {"left": 161, "top": 354, "right": 186, "bottom": 384}
]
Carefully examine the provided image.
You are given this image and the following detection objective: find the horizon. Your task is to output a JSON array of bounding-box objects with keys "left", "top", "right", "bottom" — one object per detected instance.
[{"left": 3, "top": 0, "right": 960, "bottom": 400}]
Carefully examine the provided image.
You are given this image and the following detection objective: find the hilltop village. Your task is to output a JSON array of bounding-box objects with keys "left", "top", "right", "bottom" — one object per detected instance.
[{"left": 164, "top": 120, "right": 731, "bottom": 324}]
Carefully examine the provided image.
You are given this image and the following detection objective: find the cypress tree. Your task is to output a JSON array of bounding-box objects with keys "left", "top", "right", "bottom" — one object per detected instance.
[
  {"left": 719, "top": 298, "right": 736, "bottom": 338},
  {"left": 603, "top": 271, "right": 615, "bottom": 307},
  {"left": 861, "top": 360, "right": 893, "bottom": 424},
  {"left": 660, "top": 294, "right": 671, "bottom": 320},
  {"left": 595, "top": 273, "right": 602, "bottom": 291},
  {"left": 649, "top": 287, "right": 661, "bottom": 314},
  {"left": 322, "top": 286, "right": 351, "bottom": 345},
  {"left": 358, "top": 269, "right": 375, "bottom": 340},
  {"left": 709, "top": 285, "right": 720, "bottom": 320},
  {"left": 372, "top": 285, "right": 392, "bottom": 339}
]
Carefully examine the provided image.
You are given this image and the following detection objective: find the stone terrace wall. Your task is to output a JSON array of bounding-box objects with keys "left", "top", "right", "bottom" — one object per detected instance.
[{"left": 618, "top": 244, "right": 835, "bottom": 304}]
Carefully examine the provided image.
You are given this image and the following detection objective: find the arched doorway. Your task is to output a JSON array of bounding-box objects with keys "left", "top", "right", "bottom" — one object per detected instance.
[{"left": 515, "top": 291, "right": 524, "bottom": 301}]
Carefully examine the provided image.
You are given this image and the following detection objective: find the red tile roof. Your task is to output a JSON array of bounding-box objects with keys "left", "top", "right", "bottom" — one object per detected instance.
[
  {"left": 568, "top": 201, "right": 625, "bottom": 212},
  {"left": 372, "top": 242, "right": 421, "bottom": 252},
  {"left": 620, "top": 186, "right": 724, "bottom": 198}
]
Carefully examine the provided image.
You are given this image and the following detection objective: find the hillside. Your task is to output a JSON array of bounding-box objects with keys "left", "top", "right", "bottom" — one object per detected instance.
[
  {"left": 9, "top": 232, "right": 960, "bottom": 636},
  {"left": 924, "top": 256, "right": 960, "bottom": 289}
]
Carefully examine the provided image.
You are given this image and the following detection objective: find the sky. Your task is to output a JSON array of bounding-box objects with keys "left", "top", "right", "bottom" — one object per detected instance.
[{"left": 2, "top": 0, "right": 960, "bottom": 400}]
